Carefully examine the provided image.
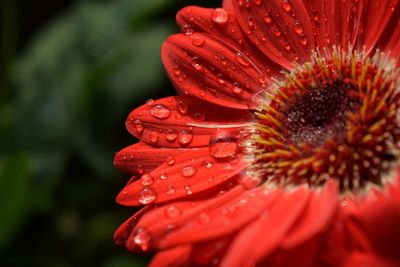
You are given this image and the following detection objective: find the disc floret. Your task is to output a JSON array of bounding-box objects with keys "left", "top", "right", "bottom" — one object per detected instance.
[{"left": 248, "top": 48, "right": 400, "bottom": 191}]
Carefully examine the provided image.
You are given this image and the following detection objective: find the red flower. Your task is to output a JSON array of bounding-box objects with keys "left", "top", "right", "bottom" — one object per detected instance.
[{"left": 114, "top": 1, "right": 400, "bottom": 266}]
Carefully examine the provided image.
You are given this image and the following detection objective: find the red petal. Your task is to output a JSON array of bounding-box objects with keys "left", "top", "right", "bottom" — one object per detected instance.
[
  {"left": 357, "top": 0, "right": 400, "bottom": 53},
  {"left": 376, "top": 2, "right": 400, "bottom": 60},
  {"left": 220, "top": 185, "right": 310, "bottom": 267},
  {"left": 119, "top": 185, "right": 244, "bottom": 252},
  {"left": 281, "top": 180, "right": 338, "bottom": 249},
  {"left": 343, "top": 252, "right": 399, "bottom": 267},
  {"left": 116, "top": 148, "right": 247, "bottom": 206},
  {"left": 113, "top": 206, "right": 151, "bottom": 247},
  {"left": 157, "top": 186, "right": 282, "bottom": 249},
  {"left": 149, "top": 245, "right": 192, "bottom": 267},
  {"left": 229, "top": 0, "right": 315, "bottom": 66},
  {"left": 162, "top": 33, "right": 271, "bottom": 109},
  {"left": 126, "top": 96, "right": 252, "bottom": 147},
  {"left": 114, "top": 142, "right": 183, "bottom": 175},
  {"left": 176, "top": 6, "right": 281, "bottom": 75}
]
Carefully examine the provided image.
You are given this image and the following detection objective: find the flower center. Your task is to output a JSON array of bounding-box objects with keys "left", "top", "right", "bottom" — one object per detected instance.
[{"left": 248, "top": 49, "right": 400, "bottom": 191}]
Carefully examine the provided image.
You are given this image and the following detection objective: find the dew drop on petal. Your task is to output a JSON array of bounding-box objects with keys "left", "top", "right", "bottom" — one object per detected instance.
[
  {"left": 166, "top": 185, "right": 176, "bottom": 195},
  {"left": 235, "top": 52, "right": 251, "bottom": 67},
  {"left": 178, "top": 130, "right": 193, "bottom": 146},
  {"left": 231, "top": 82, "right": 243, "bottom": 94},
  {"left": 209, "top": 131, "right": 238, "bottom": 158},
  {"left": 185, "top": 185, "right": 193, "bottom": 195},
  {"left": 165, "top": 206, "right": 182, "bottom": 219},
  {"left": 182, "top": 165, "right": 197, "bottom": 177},
  {"left": 149, "top": 131, "right": 159, "bottom": 144},
  {"left": 181, "top": 24, "right": 194, "bottom": 35},
  {"left": 146, "top": 99, "right": 155, "bottom": 106},
  {"left": 140, "top": 174, "right": 154, "bottom": 186},
  {"left": 192, "top": 36, "right": 206, "bottom": 47},
  {"left": 211, "top": 8, "right": 229, "bottom": 24},
  {"left": 133, "top": 227, "right": 151, "bottom": 251},
  {"left": 160, "top": 173, "right": 168, "bottom": 180},
  {"left": 193, "top": 112, "right": 205, "bottom": 121},
  {"left": 202, "top": 159, "right": 214, "bottom": 169},
  {"left": 138, "top": 187, "right": 157, "bottom": 204},
  {"left": 150, "top": 104, "right": 171, "bottom": 119},
  {"left": 177, "top": 100, "right": 188, "bottom": 114},
  {"left": 137, "top": 165, "right": 145, "bottom": 174},
  {"left": 281, "top": 0, "right": 292, "bottom": 12},
  {"left": 292, "top": 22, "right": 304, "bottom": 35},
  {"left": 166, "top": 129, "right": 178, "bottom": 142},
  {"left": 133, "top": 119, "right": 144, "bottom": 134},
  {"left": 166, "top": 156, "right": 175, "bottom": 166}
]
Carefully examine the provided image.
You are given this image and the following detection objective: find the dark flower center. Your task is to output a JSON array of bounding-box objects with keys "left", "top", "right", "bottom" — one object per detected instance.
[
  {"left": 284, "top": 82, "right": 359, "bottom": 148},
  {"left": 249, "top": 49, "right": 400, "bottom": 191}
]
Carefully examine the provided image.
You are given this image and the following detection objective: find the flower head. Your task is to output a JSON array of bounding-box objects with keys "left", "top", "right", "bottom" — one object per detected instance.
[{"left": 114, "top": 1, "right": 400, "bottom": 266}]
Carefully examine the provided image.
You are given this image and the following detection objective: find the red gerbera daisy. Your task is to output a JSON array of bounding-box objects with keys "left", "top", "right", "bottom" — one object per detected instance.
[{"left": 113, "top": 1, "right": 400, "bottom": 266}]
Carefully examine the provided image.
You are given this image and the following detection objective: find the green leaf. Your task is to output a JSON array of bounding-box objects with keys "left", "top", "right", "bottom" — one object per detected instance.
[{"left": 0, "top": 154, "right": 31, "bottom": 249}]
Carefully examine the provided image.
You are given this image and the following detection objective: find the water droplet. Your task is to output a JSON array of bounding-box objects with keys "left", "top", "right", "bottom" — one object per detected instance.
[
  {"left": 211, "top": 8, "right": 229, "bottom": 24},
  {"left": 140, "top": 174, "right": 154, "bottom": 186},
  {"left": 191, "top": 56, "right": 204, "bottom": 71},
  {"left": 281, "top": 0, "right": 292, "bottom": 12},
  {"left": 192, "top": 36, "right": 206, "bottom": 47},
  {"left": 149, "top": 131, "right": 159, "bottom": 144},
  {"left": 231, "top": 82, "right": 243, "bottom": 94},
  {"left": 165, "top": 206, "right": 182, "bottom": 219},
  {"left": 150, "top": 104, "right": 171, "bottom": 119},
  {"left": 271, "top": 27, "right": 282, "bottom": 37},
  {"left": 166, "top": 185, "right": 176, "bottom": 195},
  {"left": 181, "top": 24, "right": 194, "bottom": 35},
  {"left": 178, "top": 130, "right": 193, "bottom": 146},
  {"left": 166, "top": 129, "right": 178, "bottom": 142},
  {"left": 166, "top": 156, "right": 175, "bottom": 166},
  {"left": 238, "top": 171, "right": 262, "bottom": 189},
  {"left": 235, "top": 52, "right": 251, "bottom": 67},
  {"left": 146, "top": 99, "right": 155, "bottom": 106},
  {"left": 133, "top": 227, "right": 151, "bottom": 251},
  {"left": 263, "top": 14, "right": 272, "bottom": 24},
  {"left": 137, "top": 165, "right": 145, "bottom": 174},
  {"left": 209, "top": 131, "right": 238, "bottom": 158},
  {"left": 138, "top": 187, "right": 157, "bottom": 204},
  {"left": 254, "top": 0, "right": 261, "bottom": 5},
  {"left": 217, "top": 74, "right": 226, "bottom": 85},
  {"left": 133, "top": 119, "right": 144, "bottom": 134},
  {"left": 202, "top": 159, "right": 214, "bottom": 169},
  {"left": 160, "top": 173, "right": 168, "bottom": 180},
  {"left": 292, "top": 22, "right": 304, "bottom": 35},
  {"left": 193, "top": 112, "right": 205, "bottom": 121},
  {"left": 177, "top": 100, "right": 188, "bottom": 114},
  {"left": 185, "top": 185, "right": 193, "bottom": 195},
  {"left": 182, "top": 165, "right": 197, "bottom": 177}
]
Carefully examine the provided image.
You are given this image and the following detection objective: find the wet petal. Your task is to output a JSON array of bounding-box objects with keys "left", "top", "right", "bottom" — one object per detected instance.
[
  {"left": 149, "top": 245, "right": 192, "bottom": 267},
  {"left": 113, "top": 206, "right": 151, "bottom": 248},
  {"left": 117, "top": 147, "right": 247, "bottom": 206},
  {"left": 176, "top": 6, "right": 281, "bottom": 74},
  {"left": 229, "top": 0, "right": 315, "bottom": 66},
  {"left": 220, "top": 185, "right": 309, "bottom": 267},
  {"left": 126, "top": 96, "right": 252, "bottom": 147},
  {"left": 157, "top": 186, "right": 282, "bottom": 248},
  {"left": 114, "top": 142, "right": 184, "bottom": 175},
  {"left": 162, "top": 33, "right": 271, "bottom": 109},
  {"left": 357, "top": 0, "right": 400, "bottom": 53},
  {"left": 119, "top": 185, "right": 245, "bottom": 251},
  {"left": 376, "top": 2, "right": 400, "bottom": 60}
]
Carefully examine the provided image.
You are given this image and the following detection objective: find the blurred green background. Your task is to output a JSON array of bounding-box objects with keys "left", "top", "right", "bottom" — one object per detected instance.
[{"left": 0, "top": 0, "right": 217, "bottom": 266}]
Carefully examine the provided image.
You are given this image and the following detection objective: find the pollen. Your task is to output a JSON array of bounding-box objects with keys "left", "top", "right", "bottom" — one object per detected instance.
[{"left": 248, "top": 48, "right": 400, "bottom": 191}]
